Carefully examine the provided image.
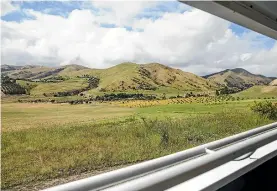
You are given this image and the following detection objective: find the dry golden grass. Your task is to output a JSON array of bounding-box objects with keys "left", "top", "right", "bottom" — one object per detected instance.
[
  {"left": 2, "top": 105, "right": 273, "bottom": 189},
  {"left": 269, "top": 79, "right": 277, "bottom": 86},
  {"left": 1, "top": 103, "right": 134, "bottom": 132},
  {"left": 234, "top": 85, "right": 277, "bottom": 98},
  {"left": 2, "top": 100, "right": 276, "bottom": 189},
  {"left": 261, "top": 86, "right": 277, "bottom": 93}
]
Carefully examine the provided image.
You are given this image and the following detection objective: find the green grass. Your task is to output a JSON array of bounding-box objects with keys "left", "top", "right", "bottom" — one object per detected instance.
[
  {"left": 16, "top": 80, "right": 42, "bottom": 87},
  {"left": 1, "top": 95, "right": 85, "bottom": 104},
  {"left": 16, "top": 80, "right": 42, "bottom": 94},
  {"left": 234, "top": 85, "right": 277, "bottom": 98},
  {"left": 1, "top": 100, "right": 275, "bottom": 189},
  {"left": 136, "top": 101, "right": 250, "bottom": 118},
  {"left": 29, "top": 78, "right": 89, "bottom": 96}
]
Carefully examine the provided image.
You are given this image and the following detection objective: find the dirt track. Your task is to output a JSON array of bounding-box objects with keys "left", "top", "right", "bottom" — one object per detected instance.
[{"left": 4, "top": 163, "right": 133, "bottom": 191}]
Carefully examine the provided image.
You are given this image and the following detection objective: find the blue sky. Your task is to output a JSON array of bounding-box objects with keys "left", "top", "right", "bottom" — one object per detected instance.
[
  {"left": 2, "top": 1, "right": 84, "bottom": 20},
  {"left": 1, "top": 1, "right": 276, "bottom": 76},
  {"left": 2, "top": 1, "right": 188, "bottom": 21}
]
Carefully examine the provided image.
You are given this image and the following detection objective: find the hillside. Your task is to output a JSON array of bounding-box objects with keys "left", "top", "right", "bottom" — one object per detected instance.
[
  {"left": 1, "top": 64, "right": 22, "bottom": 72},
  {"left": 234, "top": 85, "right": 277, "bottom": 98},
  {"left": 3, "top": 64, "right": 89, "bottom": 80},
  {"left": 2, "top": 63, "right": 217, "bottom": 96},
  {"left": 60, "top": 62, "right": 218, "bottom": 93},
  {"left": 204, "top": 68, "right": 272, "bottom": 90},
  {"left": 3, "top": 65, "right": 54, "bottom": 79},
  {"left": 270, "top": 79, "right": 277, "bottom": 86}
]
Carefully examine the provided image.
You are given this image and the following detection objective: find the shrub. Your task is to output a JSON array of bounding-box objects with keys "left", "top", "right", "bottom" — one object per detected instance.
[{"left": 251, "top": 101, "right": 277, "bottom": 119}]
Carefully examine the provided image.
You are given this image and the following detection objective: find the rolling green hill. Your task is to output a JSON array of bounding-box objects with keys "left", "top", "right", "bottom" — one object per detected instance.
[
  {"left": 30, "top": 78, "right": 88, "bottom": 96},
  {"left": 204, "top": 68, "right": 272, "bottom": 90},
  {"left": 234, "top": 85, "right": 277, "bottom": 98},
  {"left": 59, "top": 62, "right": 218, "bottom": 94},
  {"left": 2, "top": 63, "right": 218, "bottom": 96},
  {"left": 4, "top": 63, "right": 275, "bottom": 98}
]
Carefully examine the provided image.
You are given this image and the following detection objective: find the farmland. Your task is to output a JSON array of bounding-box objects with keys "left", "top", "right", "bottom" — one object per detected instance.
[
  {"left": 1, "top": 63, "right": 277, "bottom": 190},
  {"left": 2, "top": 98, "right": 276, "bottom": 190},
  {"left": 234, "top": 85, "right": 277, "bottom": 98}
]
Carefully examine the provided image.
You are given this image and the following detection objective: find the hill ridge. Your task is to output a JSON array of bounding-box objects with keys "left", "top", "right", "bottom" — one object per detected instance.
[
  {"left": 204, "top": 68, "right": 273, "bottom": 90},
  {"left": 2, "top": 63, "right": 218, "bottom": 96},
  {"left": 2, "top": 63, "right": 275, "bottom": 96}
]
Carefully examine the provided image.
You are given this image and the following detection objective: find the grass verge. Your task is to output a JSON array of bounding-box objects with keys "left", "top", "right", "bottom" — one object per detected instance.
[{"left": 1, "top": 108, "right": 273, "bottom": 189}]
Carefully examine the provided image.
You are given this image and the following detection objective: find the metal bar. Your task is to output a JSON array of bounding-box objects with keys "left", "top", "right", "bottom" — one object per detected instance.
[
  {"left": 103, "top": 127, "right": 277, "bottom": 191},
  {"left": 167, "top": 141, "right": 277, "bottom": 191},
  {"left": 43, "top": 122, "right": 277, "bottom": 191}
]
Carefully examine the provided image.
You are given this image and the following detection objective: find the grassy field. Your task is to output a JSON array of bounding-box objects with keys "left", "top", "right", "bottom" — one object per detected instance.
[
  {"left": 234, "top": 85, "right": 277, "bottom": 98},
  {"left": 20, "top": 78, "right": 89, "bottom": 96},
  {"left": 1, "top": 99, "right": 276, "bottom": 190},
  {"left": 2, "top": 103, "right": 134, "bottom": 132}
]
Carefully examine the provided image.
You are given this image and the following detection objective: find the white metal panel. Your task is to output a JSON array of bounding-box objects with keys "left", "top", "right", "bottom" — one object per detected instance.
[
  {"left": 167, "top": 141, "right": 277, "bottom": 191},
  {"left": 181, "top": 1, "right": 277, "bottom": 40}
]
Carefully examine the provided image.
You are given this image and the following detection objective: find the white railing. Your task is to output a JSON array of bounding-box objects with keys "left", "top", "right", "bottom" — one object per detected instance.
[{"left": 43, "top": 122, "right": 277, "bottom": 191}]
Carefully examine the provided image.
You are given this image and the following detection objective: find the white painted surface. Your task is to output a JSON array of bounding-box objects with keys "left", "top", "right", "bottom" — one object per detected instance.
[
  {"left": 167, "top": 141, "right": 277, "bottom": 191},
  {"left": 182, "top": 1, "right": 277, "bottom": 40}
]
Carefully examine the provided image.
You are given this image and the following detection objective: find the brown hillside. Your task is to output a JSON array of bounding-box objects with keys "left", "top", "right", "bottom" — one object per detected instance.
[
  {"left": 270, "top": 79, "right": 277, "bottom": 86},
  {"left": 205, "top": 68, "right": 272, "bottom": 89}
]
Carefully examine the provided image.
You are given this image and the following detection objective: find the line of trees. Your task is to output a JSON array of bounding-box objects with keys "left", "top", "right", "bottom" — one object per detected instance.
[
  {"left": 18, "top": 93, "right": 158, "bottom": 104},
  {"left": 215, "top": 86, "right": 241, "bottom": 95},
  {"left": 1, "top": 75, "right": 26, "bottom": 95},
  {"left": 43, "top": 76, "right": 100, "bottom": 97}
]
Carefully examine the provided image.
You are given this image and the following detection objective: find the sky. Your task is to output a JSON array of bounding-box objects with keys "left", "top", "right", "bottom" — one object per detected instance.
[{"left": 1, "top": 0, "right": 276, "bottom": 76}]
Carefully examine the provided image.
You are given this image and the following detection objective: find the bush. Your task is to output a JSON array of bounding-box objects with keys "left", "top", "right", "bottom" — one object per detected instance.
[{"left": 251, "top": 101, "right": 277, "bottom": 119}]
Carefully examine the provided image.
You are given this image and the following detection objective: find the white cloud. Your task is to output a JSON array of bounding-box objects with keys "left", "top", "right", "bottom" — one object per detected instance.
[
  {"left": 1, "top": 0, "right": 17, "bottom": 16},
  {"left": 89, "top": 1, "right": 157, "bottom": 26},
  {"left": 1, "top": 2, "right": 276, "bottom": 76},
  {"left": 242, "top": 43, "right": 277, "bottom": 76}
]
